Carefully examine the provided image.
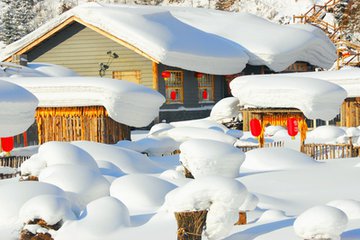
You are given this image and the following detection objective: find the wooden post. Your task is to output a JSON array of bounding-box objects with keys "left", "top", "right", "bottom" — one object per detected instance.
[
  {"left": 175, "top": 210, "right": 207, "bottom": 240},
  {"left": 235, "top": 211, "right": 247, "bottom": 225}
]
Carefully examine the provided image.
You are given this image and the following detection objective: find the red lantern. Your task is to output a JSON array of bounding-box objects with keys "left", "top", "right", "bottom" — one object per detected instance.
[
  {"left": 195, "top": 72, "right": 204, "bottom": 80},
  {"left": 202, "top": 89, "right": 208, "bottom": 100},
  {"left": 170, "top": 90, "right": 176, "bottom": 101},
  {"left": 287, "top": 117, "right": 299, "bottom": 139},
  {"left": 161, "top": 71, "right": 171, "bottom": 80},
  {"left": 250, "top": 119, "right": 262, "bottom": 137},
  {"left": 1, "top": 137, "right": 14, "bottom": 152}
]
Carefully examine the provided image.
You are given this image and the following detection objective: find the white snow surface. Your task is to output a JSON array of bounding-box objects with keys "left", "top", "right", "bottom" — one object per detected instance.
[
  {"left": 327, "top": 199, "right": 360, "bottom": 220},
  {"left": 306, "top": 126, "right": 347, "bottom": 144},
  {"left": 0, "top": 3, "right": 336, "bottom": 73},
  {"left": 209, "top": 97, "right": 240, "bottom": 122},
  {"left": 164, "top": 176, "right": 248, "bottom": 240},
  {"left": 179, "top": 139, "right": 245, "bottom": 178},
  {"left": 1, "top": 76, "right": 165, "bottom": 127},
  {"left": 230, "top": 75, "right": 347, "bottom": 120},
  {"left": 293, "top": 205, "right": 348, "bottom": 240},
  {"left": 0, "top": 80, "right": 38, "bottom": 137},
  {"left": 27, "top": 62, "right": 79, "bottom": 77}
]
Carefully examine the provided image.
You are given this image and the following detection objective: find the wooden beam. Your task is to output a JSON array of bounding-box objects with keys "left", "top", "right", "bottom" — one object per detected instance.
[{"left": 152, "top": 62, "right": 159, "bottom": 91}]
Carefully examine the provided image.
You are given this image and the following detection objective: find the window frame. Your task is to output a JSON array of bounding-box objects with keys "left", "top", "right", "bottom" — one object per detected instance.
[
  {"left": 197, "top": 74, "right": 215, "bottom": 103},
  {"left": 164, "top": 70, "right": 184, "bottom": 104},
  {"left": 112, "top": 70, "right": 141, "bottom": 84}
]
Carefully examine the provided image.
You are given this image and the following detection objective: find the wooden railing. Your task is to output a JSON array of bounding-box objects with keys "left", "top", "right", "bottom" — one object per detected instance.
[
  {"left": 236, "top": 141, "right": 284, "bottom": 153},
  {"left": 0, "top": 156, "right": 30, "bottom": 179},
  {"left": 302, "top": 143, "right": 360, "bottom": 160}
]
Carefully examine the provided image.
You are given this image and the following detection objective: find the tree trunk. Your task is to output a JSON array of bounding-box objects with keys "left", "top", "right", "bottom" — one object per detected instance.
[{"left": 175, "top": 210, "right": 208, "bottom": 240}]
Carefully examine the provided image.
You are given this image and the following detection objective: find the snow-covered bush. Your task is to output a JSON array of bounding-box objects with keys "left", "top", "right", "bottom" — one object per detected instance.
[
  {"left": 327, "top": 199, "right": 360, "bottom": 220},
  {"left": 242, "top": 147, "right": 317, "bottom": 172},
  {"left": 164, "top": 176, "right": 248, "bottom": 240},
  {"left": 294, "top": 205, "right": 348, "bottom": 240},
  {"left": 179, "top": 139, "right": 245, "bottom": 178}
]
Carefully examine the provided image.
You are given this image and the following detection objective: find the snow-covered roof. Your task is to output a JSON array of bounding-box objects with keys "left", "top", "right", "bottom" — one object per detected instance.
[
  {"left": 1, "top": 77, "right": 165, "bottom": 127},
  {"left": 279, "top": 68, "right": 360, "bottom": 98},
  {"left": 0, "top": 80, "right": 38, "bottom": 137},
  {"left": 0, "top": 3, "right": 336, "bottom": 74},
  {"left": 230, "top": 75, "right": 347, "bottom": 120}
]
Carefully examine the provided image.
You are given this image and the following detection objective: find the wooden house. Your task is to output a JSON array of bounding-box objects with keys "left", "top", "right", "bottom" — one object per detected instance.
[{"left": 0, "top": 4, "right": 336, "bottom": 123}]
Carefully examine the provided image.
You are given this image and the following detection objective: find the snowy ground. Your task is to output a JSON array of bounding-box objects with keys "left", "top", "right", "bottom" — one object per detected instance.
[{"left": 1, "top": 123, "right": 360, "bottom": 240}]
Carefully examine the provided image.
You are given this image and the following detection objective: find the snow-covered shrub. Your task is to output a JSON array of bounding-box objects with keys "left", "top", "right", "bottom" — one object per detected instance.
[
  {"left": 179, "top": 139, "right": 245, "bottom": 178},
  {"left": 164, "top": 176, "right": 248, "bottom": 240},
  {"left": 327, "top": 199, "right": 360, "bottom": 220},
  {"left": 110, "top": 174, "right": 176, "bottom": 213},
  {"left": 294, "top": 205, "right": 348, "bottom": 240}
]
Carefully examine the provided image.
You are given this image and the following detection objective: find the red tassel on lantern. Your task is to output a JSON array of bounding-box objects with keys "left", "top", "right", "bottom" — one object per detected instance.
[
  {"left": 202, "top": 89, "right": 208, "bottom": 100},
  {"left": 170, "top": 90, "right": 176, "bottom": 101},
  {"left": 1, "top": 137, "right": 14, "bottom": 152},
  {"left": 161, "top": 71, "right": 171, "bottom": 80},
  {"left": 250, "top": 119, "right": 262, "bottom": 137},
  {"left": 287, "top": 117, "right": 299, "bottom": 140}
]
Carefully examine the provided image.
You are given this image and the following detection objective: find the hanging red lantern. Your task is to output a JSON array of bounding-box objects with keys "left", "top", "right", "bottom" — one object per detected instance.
[
  {"left": 250, "top": 119, "right": 262, "bottom": 137},
  {"left": 194, "top": 72, "right": 204, "bottom": 80},
  {"left": 170, "top": 90, "right": 177, "bottom": 101},
  {"left": 287, "top": 117, "right": 299, "bottom": 139},
  {"left": 161, "top": 71, "right": 171, "bottom": 80},
  {"left": 202, "top": 89, "right": 208, "bottom": 100},
  {"left": 1, "top": 137, "right": 14, "bottom": 152}
]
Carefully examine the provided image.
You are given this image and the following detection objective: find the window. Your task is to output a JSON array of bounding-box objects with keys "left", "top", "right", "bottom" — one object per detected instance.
[
  {"left": 283, "top": 62, "right": 309, "bottom": 72},
  {"left": 164, "top": 70, "right": 184, "bottom": 104},
  {"left": 197, "top": 74, "right": 214, "bottom": 102},
  {"left": 112, "top": 70, "right": 141, "bottom": 84}
]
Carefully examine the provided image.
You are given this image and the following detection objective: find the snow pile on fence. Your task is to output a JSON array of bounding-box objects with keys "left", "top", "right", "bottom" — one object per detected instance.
[
  {"left": 0, "top": 80, "right": 38, "bottom": 137},
  {"left": 2, "top": 76, "right": 165, "bottom": 127},
  {"left": 230, "top": 75, "right": 347, "bottom": 121},
  {"left": 164, "top": 176, "right": 248, "bottom": 240},
  {"left": 179, "top": 139, "right": 245, "bottom": 178}
]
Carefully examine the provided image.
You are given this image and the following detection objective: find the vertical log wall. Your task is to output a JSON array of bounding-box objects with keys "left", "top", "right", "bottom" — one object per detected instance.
[
  {"left": 36, "top": 106, "right": 130, "bottom": 144},
  {"left": 341, "top": 97, "right": 360, "bottom": 127}
]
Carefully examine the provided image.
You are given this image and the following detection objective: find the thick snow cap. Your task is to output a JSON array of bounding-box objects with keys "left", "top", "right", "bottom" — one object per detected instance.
[
  {"left": 230, "top": 75, "right": 347, "bottom": 121},
  {"left": 0, "top": 3, "right": 336, "bottom": 73},
  {"left": 2, "top": 77, "right": 165, "bottom": 127},
  {"left": 0, "top": 80, "right": 38, "bottom": 137}
]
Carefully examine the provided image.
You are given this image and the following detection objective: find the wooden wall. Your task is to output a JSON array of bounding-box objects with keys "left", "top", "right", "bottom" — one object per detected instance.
[
  {"left": 26, "top": 22, "right": 154, "bottom": 89},
  {"left": 36, "top": 106, "right": 130, "bottom": 144},
  {"left": 341, "top": 97, "right": 360, "bottom": 127}
]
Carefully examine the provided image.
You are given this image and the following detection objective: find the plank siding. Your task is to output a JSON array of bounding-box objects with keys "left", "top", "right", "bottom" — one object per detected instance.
[{"left": 28, "top": 22, "right": 154, "bottom": 89}]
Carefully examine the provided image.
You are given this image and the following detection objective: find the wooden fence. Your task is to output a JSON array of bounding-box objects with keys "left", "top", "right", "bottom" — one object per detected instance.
[
  {"left": 302, "top": 143, "right": 360, "bottom": 160},
  {"left": 236, "top": 141, "right": 284, "bottom": 153},
  {"left": 0, "top": 156, "right": 30, "bottom": 179}
]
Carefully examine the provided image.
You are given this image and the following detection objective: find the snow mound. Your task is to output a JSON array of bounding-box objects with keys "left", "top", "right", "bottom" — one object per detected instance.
[
  {"left": 209, "top": 97, "right": 240, "bottom": 122},
  {"left": 170, "top": 119, "right": 229, "bottom": 133},
  {"left": 3, "top": 77, "right": 165, "bottom": 127},
  {"left": 79, "top": 196, "right": 130, "bottom": 234},
  {"left": 306, "top": 126, "right": 347, "bottom": 144},
  {"left": 257, "top": 209, "right": 288, "bottom": 222},
  {"left": 38, "top": 164, "right": 110, "bottom": 205},
  {"left": 19, "top": 195, "right": 77, "bottom": 225},
  {"left": 164, "top": 176, "right": 247, "bottom": 240},
  {"left": 327, "top": 199, "right": 360, "bottom": 220},
  {"left": 132, "top": 136, "right": 179, "bottom": 156},
  {"left": 0, "top": 181, "right": 66, "bottom": 225},
  {"left": 242, "top": 147, "right": 317, "bottom": 172},
  {"left": 110, "top": 174, "right": 176, "bottom": 213},
  {"left": 71, "top": 141, "right": 164, "bottom": 174},
  {"left": 231, "top": 75, "right": 347, "bottom": 121},
  {"left": 265, "top": 125, "right": 285, "bottom": 137},
  {"left": 96, "top": 160, "right": 125, "bottom": 178},
  {"left": 294, "top": 205, "right": 348, "bottom": 240},
  {"left": 148, "top": 123, "right": 174, "bottom": 136},
  {"left": 0, "top": 80, "right": 38, "bottom": 137},
  {"left": 179, "top": 139, "right": 245, "bottom": 178},
  {"left": 159, "top": 127, "right": 236, "bottom": 145},
  {"left": 27, "top": 62, "right": 79, "bottom": 77},
  {"left": 346, "top": 127, "right": 360, "bottom": 137}
]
